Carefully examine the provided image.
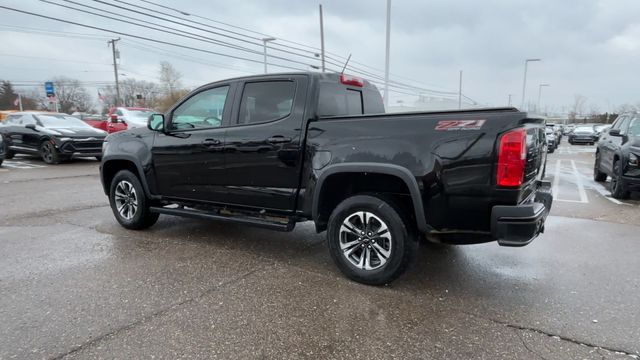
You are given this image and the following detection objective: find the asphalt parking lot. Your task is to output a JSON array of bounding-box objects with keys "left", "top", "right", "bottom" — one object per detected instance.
[{"left": 1, "top": 145, "right": 639, "bottom": 360}]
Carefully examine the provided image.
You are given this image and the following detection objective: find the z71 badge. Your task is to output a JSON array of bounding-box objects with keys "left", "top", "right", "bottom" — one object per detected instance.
[{"left": 435, "top": 119, "right": 486, "bottom": 131}]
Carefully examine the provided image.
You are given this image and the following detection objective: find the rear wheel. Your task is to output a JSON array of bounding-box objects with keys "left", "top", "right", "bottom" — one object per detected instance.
[
  {"left": 593, "top": 152, "right": 607, "bottom": 182},
  {"left": 40, "top": 141, "right": 60, "bottom": 164},
  {"left": 610, "top": 159, "right": 629, "bottom": 199},
  {"left": 109, "top": 170, "right": 159, "bottom": 229},
  {"left": 327, "top": 195, "right": 417, "bottom": 285}
]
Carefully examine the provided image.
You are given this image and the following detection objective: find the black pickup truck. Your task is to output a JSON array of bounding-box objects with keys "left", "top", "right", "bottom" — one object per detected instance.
[{"left": 100, "top": 72, "right": 552, "bottom": 285}]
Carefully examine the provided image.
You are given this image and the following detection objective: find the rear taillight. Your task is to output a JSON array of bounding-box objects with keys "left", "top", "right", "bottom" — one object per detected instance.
[
  {"left": 497, "top": 128, "right": 527, "bottom": 187},
  {"left": 340, "top": 74, "right": 364, "bottom": 87}
]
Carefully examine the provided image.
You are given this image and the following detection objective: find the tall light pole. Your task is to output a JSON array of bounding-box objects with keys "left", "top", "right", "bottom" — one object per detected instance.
[
  {"left": 520, "top": 58, "right": 541, "bottom": 110},
  {"left": 262, "top": 37, "right": 276, "bottom": 74},
  {"left": 508, "top": 94, "right": 513, "bottom": 106},
  {"left": 383, "top": 0, "right": 391, "bottom": 109},
  {"left": 319, "top": 4, "right": 326, "bottom": 72},
  {"left": 537, "top": 83, "right": 550, "bottom": 113},
  {"left": 458, "top": 70, "right": 463, "bottom": 109}
]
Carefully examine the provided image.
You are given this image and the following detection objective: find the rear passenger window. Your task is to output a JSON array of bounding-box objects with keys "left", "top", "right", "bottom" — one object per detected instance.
[{"left": 238, "top": 81, "right": 296, "bottom": 125}]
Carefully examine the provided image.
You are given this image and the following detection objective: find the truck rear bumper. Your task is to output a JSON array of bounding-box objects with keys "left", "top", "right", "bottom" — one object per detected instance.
[{"left": 491, "top": 180, "right": 553, "bottom": 247}]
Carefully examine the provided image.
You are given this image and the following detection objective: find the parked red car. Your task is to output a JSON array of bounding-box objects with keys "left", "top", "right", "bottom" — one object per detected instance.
[{"left": 75, "top": 113, "right": 127, "bottom": 134}]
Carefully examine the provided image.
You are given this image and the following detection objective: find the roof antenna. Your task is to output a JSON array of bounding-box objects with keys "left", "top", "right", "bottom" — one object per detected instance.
[{"left": 340, "top": 54, "right": 352, "bottom": 74}]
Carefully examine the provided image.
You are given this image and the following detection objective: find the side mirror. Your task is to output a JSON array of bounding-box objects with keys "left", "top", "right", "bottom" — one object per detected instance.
[
  {"left": 110, "top": 114, "right": 119, "bottom": 123},
  {"left": 609, "top": 129, "right": 621, "bottom": 137},
  {"left": 25, "top": 123, "right": 37, "bottom": 130},
  {"left": 148, "top": 113, "right": 165, "bottom": 131}
]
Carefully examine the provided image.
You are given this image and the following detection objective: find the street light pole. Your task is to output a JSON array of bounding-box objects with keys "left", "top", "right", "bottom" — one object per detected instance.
[
  {"left": 508, "top": 94, "right": 513, "bottom": 107},
  {"left": 537, "top": 83, "right": 550, "bottom": 113},
  {"left": 262, "top": 37, "right": 276, "bottom": 74},
  {"left": 383, "top": 0, "right": 391, "bottom": 109},
  {"left": 458, "top": 70, "right": 463, "bottom": 109},
  {"left": 520, "top": 58, "right": 541, "bottom": 110},
  {"left": 319, "top": 4, "right": 326, "bottom": 72}
]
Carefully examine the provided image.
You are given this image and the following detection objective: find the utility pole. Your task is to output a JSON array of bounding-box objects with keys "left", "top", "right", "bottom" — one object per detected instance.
[
  {"left": 262, "top": 37, "right": 276, "bottom": 74},
  {"left": 458, "top": 70, "right": 463, "bottom": 109},
  {"left": 384, "top": 0, "right": 391, "bottom": 109},
  {"left": 319, "top": 4, "right": 326, "bottom": 72},
  {"left": 520, "top": 58, "right": 541, "bottom": 110},
  {"left": 508, "top": 94, "right": 512, "bottom": 106},
  {"left": 108, "top": 38, "right": 121, "bottom": 106}
]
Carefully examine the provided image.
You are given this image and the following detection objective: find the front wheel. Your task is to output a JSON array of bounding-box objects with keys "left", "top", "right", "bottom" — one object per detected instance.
[
  {"left": 109, "top": 170, "right": 159, "bottom": 230},
  {"left": 327, "top": 195, "right": 417, "bottom": 285},
  {"left": 40, "top": 141, "right": 60, "bottom": 164},
  {"left": 610, "top": 160, "right": 630, "bottom": 199},
  {"left": 2, "top": 138, "right": 14, "bottom": 159},
  {"left": 594, "top": 152, "right": 607, "bottom": 182}
]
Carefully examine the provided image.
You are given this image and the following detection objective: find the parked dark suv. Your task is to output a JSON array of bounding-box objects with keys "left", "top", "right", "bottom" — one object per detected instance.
[{"left": 594, "top": 113, "right": 640, "bottom": 198}]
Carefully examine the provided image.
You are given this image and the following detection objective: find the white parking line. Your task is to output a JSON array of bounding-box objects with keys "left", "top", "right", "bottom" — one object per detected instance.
[
  {"left": 552, "top": 159, "right": 588, "bottom": 203},
  {"left": 552, "top": 159, "right": 561, "bottom": 200},
  {"left": 0, "top": 160, "right": 46, "bottom": 169},
  {"left": 571, "top": 160, "right": 589, "bottom": 203}
]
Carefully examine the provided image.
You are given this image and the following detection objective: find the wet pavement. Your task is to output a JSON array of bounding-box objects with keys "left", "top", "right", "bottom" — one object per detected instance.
[{"left": 1, "top": 148, "right": 639, "bottom": 359}]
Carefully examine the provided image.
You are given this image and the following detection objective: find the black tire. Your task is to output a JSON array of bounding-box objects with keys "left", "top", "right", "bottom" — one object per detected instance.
[
  {"left": 95, "top": 156, "right": 102, "bottom": 162},
  {"left": 593, "top": 152, "right": 607, "bottom": 182},
  {"left": 327, "top": 194, "right": 417, "bottom": 285},
  {"left": 0, "top": 159, "right": 3, "bottom": 167},
  {"left": 548, "top": 147, "right": 554, "bottom": 154},
  {"left": 109, "top": 170, "right": 159, "bottom": 230},
  {"left": 610, "top": 159, "right": 630, "bottom": 199},
  {"left": 3, "top": 138, "right": 14, "bottom": 159},
  {"left": 40, "top": 141, "right": 60, "bottom": 164}
]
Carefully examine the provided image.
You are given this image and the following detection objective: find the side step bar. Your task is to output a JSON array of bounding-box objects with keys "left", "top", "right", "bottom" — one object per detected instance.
[{"left": 150, "top": 206, "right": 295, "bottom": 232}]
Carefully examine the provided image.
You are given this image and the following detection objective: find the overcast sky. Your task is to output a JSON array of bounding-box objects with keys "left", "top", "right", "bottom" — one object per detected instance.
[{"left": 1, "top": 0, "right": 639, "bottom": 113}]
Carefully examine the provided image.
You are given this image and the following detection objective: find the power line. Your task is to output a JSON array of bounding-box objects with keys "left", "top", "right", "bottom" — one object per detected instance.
[
  {"left": 0, "top": 53, "right": 110, "bottom": 66},
  {"left": 0, "top": 24, "right": 111, "bottom": 40},
  {"left": 109, "top": 0, "right": 465, "bottom": 97},
  {"left": 0, "top": 5, "right": 311, "bottom": 72},
  {"left": 41, "top": 0, "right": 322, "bottom": 70},
  {"left": 121, "top": 39, "right": 255, "bottom": 75},
  {"left": 85, "top": 0, "right": 323, "bottom": 64}
]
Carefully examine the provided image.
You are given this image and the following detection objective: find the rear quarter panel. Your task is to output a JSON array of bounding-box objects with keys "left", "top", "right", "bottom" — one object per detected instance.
[{"left": 301, "top": 111, "right": 542, "bottom": 231}]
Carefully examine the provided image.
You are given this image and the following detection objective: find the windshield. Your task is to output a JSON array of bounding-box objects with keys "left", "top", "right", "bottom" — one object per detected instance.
[
  {"left": 37, "top": 115, "right": 94, "bottom": 129},
  {"left": 574, "top": 126, "right": 594, "bottom": 133},
  {"left": 629, "top": 118, "right": 640, "bottom": 136},
  {"left": 128, "top": 110, "right": 154, "bottom": 119}
]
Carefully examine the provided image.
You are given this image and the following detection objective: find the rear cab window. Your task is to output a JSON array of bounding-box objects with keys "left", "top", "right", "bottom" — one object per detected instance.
[{"left": 317, "top": 79, "right": 384, "bottom": 117}]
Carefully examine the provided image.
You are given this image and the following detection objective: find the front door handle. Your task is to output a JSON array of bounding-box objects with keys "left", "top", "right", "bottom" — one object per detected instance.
[
  {"left": 202, "top": 138, "right": 221, "bottom": 146},
  {"left": 266, "top": 136, "right": 292, "bottom": 144}
]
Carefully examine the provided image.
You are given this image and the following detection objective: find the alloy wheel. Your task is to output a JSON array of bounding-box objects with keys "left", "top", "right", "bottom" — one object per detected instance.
[
  {"left": 114, "top": 180, "right": 138, "bottom": 220},
  {"left": 339, "top": 211, "right": 392, "bottom": 271}
]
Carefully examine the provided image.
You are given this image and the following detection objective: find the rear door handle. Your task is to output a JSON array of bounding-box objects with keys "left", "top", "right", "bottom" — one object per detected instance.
[
  {"left": 202, "top": 138, "right": 221, "bottom": 146},
  {"left": 266, "top": 136, "right": 292, "bottom": 144}
]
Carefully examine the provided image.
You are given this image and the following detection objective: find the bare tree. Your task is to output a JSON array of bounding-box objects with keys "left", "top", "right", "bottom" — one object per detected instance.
[
  {"left": 157, "top": 61, "right": 188, "bottom": 112},
  {"left": 52, "top": 77, "right": 94, "bottom": 113},
  {"left": 159, "top": 61, "right": 183, "bottom": 99},
  {"left": 569, "top": 94, "right": 587, "bottom": 122},
  {"left": 118, "top": 78, "right": 161, "bottom": 109}
]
